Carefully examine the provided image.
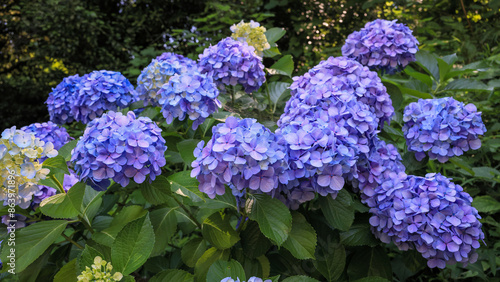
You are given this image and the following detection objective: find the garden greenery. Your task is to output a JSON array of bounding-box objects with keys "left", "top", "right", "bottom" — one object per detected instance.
[{"left": 0, "top": 16, "right": 499, "bottom": 282}]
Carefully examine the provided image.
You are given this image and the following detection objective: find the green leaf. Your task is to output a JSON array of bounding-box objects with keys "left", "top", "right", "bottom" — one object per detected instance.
[
  {"left": 449, "top": 158, "right": 474, "bottom": 175},
  {"left": 57, "top": 140, "right": 78, "bottom": 162},
  {"left": 177, "top": 139, "right": 201, "bottom": 166},
  {"left": 441, "top": 53, "right": 458, "bottom": 65},
  {"left": 54, "top": 258, "right": 78, "bottom": 282},
  {"left": 472, "top": 167, "right": 500, "bottom": 179},
  {"left": 78, "top": 245, "right": 104, "bottom": 273},
  {"left": 194, "top": 247, "right": 230, "bottom": 282},
  {"left": 383, "top": 82, "right": 403, "bottom": 110},
  {"left": 140, "top": 175, "right": 172, "bottom": 205},
  {"left": 0, "top": 220, "right": 68, "bottom": 272},
  {"left": 150, "top": 269, "right": 194, "bottom": 282},
  {"left": 347, "top": 247, "right": 392, "bottom": 281},
  {"left": 265, "top": 27, "right": 286, "bottom": 44},
  {"left": 93, "top": 205, "right": 147, "bottom": 247},
  {"left": 437, "top": 58, "right": 452, "bottom": 84},
  {"left": 269, "top": 55, "right": 294, "bottom": 77},
  {"left": 415, "top": 50, "right": 439, "bottom": 80},
  {"left": 267, "top": 81, "right": 291, "bottom": 106},
  {"left": 472, "top": 196, "right": 500, "bottom": 214},
  {"left": 282, "top": 276, "right": 320, "bottom": 282},
  {"left": 66, "top": 182, "right": 86, "bottom": 211},
  {"left": 181, "top": 238, "right": 207, "bottom": 268},
  {"left": 319, "top": 190, "right": 354, "bottom": 231},
  {"left": 352, "top": 277, "right": 390, "bottom": 282},
  {"left": 80, "top": 185, "right": 104, "bottom": 224},
  {"left": 246, "top": 194, "right": 292, "bottom": 246},
  {"left": 400, "top": 87, "right": 434, "bottom": 99},
  {"left": 263, "top": 47, "right": 281, "bottom": 58},
  {"left": 39, "top": 193, "right": 79, "bottom": 218},
  {"left": 282, "top": 212, "right": 317, "bottom": 260},
  {"left": 169, "top": 171, "right": 205, "bottom": 204},
  {"left": 150, "top": 207, "right": 178, "bottom": 256},
  {"left": 112, "top": 214, "right": 155, "bottom": 275},
  {"left": 241, "top": 220, "right": 272, "bottom": 258},
  {"left": 404, "top": 67, "right": 433, "bottom": 88},
  {"left": 339, "top": 224, "right": 378, "bottom": 247},
  {"left": 42, "top": 156, "right": 69, "bottom": 175},
  {"left": 443, "top": 79, "right": 491, "bottom": 91},
  {"left": 315, "top": 244, "right": 345, "bottom": 282},
  {"left": 206, "top": 259, "right": 246, "bottom": 282},
  {"left": 201, "top": 186, "right": 237, "bottom": 210},
  {"left": 202, "top": 212, "right": 240, "bottom": 250}
]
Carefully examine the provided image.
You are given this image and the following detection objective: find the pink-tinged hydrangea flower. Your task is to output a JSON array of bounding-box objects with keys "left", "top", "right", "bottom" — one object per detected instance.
[
  {"left": 403, "top": 97, "right": 486, "bottom": 163},
  {"left": 342, "top": 19, "right": 419, "bottom": 73},
  {"left": 46, "top": 74, "right": 81, "bottom": 124},
  {"left": 191, "top": 117, "right": 287, "bottom": 199},
  {"left": 21, "top": 121, "right": 72, "bottom": 152},
  {"left": 71, "top": 111, "right": 166, "bottom": 190},
  {"left": 72, "top": 70, "right": 138, "bottom": 124},
  {"left": 136, "top": 52, "right": 197, "bottom": 106},
  {"left": 1, "top": 127, "right": 58, "bottom": 208},
  {"left": 198, "top": 37, "right": 266, "bottom": 93},
  {"left": 158, "top": 71, "right": 221, "bottom": 130}
]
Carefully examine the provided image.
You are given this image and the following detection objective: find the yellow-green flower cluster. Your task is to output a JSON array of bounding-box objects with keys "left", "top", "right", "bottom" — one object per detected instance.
[
  {"left": 77, "top": 256, "right": 123, "bottom": 282},
  {"left": 1, "top": 127, "right": 58, "bottom": 209},
  {"left": 230, "top": 20, "right": 270, "bottom": 57}
]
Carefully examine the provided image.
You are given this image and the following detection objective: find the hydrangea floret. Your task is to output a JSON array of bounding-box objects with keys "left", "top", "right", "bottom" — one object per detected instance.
[
  {"left": 1, "top": 127, "right": 58, "bottom": 208},
  {"left": 230, "top": 20, "right": 271, "bottom": 57},
  {"left": 221, "top": 277, "right": 272, "bottom": 282},
  {"left": 72, "top": 70, "right": 138, "bottom": 124},
  {"left": 136, "top": 52, "right": 197, "bottom": 106},
  {"left": 342, "top": 19, "right": 419, "bottom": 73},
  {"left": 46, "top": 74, "right": 81, "bottom": 124},
  {"left": 21, "top": 121, "right": 72, "bottom": 152},
  {"left": 71, "top": 111, "right": 166, "bottom": 190},
  {"left": 198, "top": 37, "right": 266, "bottom": 93},
  {"left": 158, "top": 71, "right": 221, "bottom": 130},
  {"left": 402, "top": 97, "right": 486, "bottom": 163},
  {"left": 77, "top": 256, "right": 123, "bottom": 282},
  {"left": 191, "top": 117, "right": 287, "bottom": 199}
]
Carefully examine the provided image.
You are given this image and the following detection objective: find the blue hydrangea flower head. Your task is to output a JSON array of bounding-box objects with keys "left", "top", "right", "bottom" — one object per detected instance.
[
  {"left": 342, "top": 19, "right": 419, "bottom": 73},
  {"left": 71, "top": 111, "right": 167, "bottom": 190},
  {"left": 72, "top": 70, "right": 138, "bottom": 124},
  {"left": 46, "top": 74, "right": 81, "bottom": 124},
  {"left": 191, "top": 117, "right": 287, "bottom": 199},
  {"left": 198, "top": 37, "right": 266, "bottom": 93},
  {"left": 21, "top": 121, "right": 72, "bottom": 152},
  {"left": 158, "top": 71, "right": 221, "bottom": 130},
  {"left": 137, "top": 52, "right": 197, "bottom": 106},
  {"left": 403, "top": 97, "right": 486, "bottom": 163}
]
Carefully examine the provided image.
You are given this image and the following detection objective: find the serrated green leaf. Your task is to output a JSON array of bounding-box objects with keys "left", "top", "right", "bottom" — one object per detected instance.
[
  {"left": 0, "top": 220, "right": 68, "bottom": 272},
  {"left": 202, "top": 212, "right": 240, "bottom": 250},
  {"left": 181, "top": 238, "right": 207, "bottom": 268},
  {"left": 315, "top": 244, "right": 345, "bottom": 282},
  {"left": 150, "top": 269, "right": 194, "bottom": 282},
  {"left": 246, "top": 194, "right": 292, "bottom": 246},
  {"left": 282, "top": 212, "right": 317, "bottom": 260},
  {"left": 443, "top": 79, "right": 491, "bottom": 91},
  {"left": 472, "top": 196, "right": 500, "bottom": 214},
  {"left": 177, "top": 139, "right": 201, "bottom": 166},
  {"left": 42, "top": 155, "right": 69, "bottom": 175},
  {"left": 78, "top": 245, "right": 105, "bottom": 272},
  {"left": 339, "top": 224, "right": 378, "bottom": 247},
  {"left": 400, "top": 87, "right": 434, "bottom": 99},
  {"left": 150, "top": 207, "right": 178, "bottom": 256},
  {"left": 168, "top": 171, "right": 205, "bottom": 204},
  {"left": 347, "top": 247, "right": 392, "bottom": 281},
  {"left": 282, "top": 276, "right": 320, "bottom": 282},
  {"left": 207, "top": 259, "right": 246, "bottom": 282},
  {"left": 404, "top": 67, "right": 433, "bottom": 88},
  {"left": 415, "top": 50, "right": 439, "bottom": 80},
  {"left": 269, "top": 55, "right": 294, "bottom": 77},
  {"left": 66, "top": 182, "right": 86, "bottom": 211},
  {"left": 54, "top": 258, "right": 77, "bottom": 282},
  {"left": 265, "top": 27, "right": 286, "bottom": 44},
  {"left": 93, "top": 205, "right": 147, "bottom": 246},
  {"left": 140, "top": 175, "right": 172, "bottom": 205},
  {"left": 40, "top": 193, "right": 79, "bottom": 218},
  {"left": 112, "top": 214, "right": 155, "bottom": 275},
  {"left": 241, "top": 220, "right": 272, "bottom": 258},
  {"left": 57, "top": 140, "right": 78, "bottom": 162},
  {"left": 319, "top": 190, "right": 354, "bottom": 231},
  {"left": 194, "top": 247, "right": 230, "bottom": 282}
]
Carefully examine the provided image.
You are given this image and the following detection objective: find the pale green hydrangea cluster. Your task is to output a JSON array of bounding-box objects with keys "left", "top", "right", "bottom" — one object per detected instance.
[
  {"left": 77, "top": 256, "right": 123, "bottom": 282},
  {"left": 230, "top": 20, "right": 270, "bottom": 57},
  {"left": 0, "top": 127, "right": 58, "bottom": 209}
]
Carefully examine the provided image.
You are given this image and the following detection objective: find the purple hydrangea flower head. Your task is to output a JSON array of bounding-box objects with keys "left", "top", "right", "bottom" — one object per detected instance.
[
  {"left": 342, "top": 19, "right": 419, "bottom": 73},
  {"left": 137, "top": 52, "right": 197, "bottom": 106},
  {"left": 72, "top": 70, "right": 138, "bottom": 124},
  {"left": 191, "top": 117, "right": 287, "bottom": 199},
  {"left": 220, "top": 277, "right": 271, "bottom": 282},
  {"left": 2, "top": 214, "right": 29, "bottom": 231},
  {"left": 158, "top": 71, "right": 221, "bottom": 130},
  {"left": 403, "top": 97, "right": 486, "bottom": 163},
  {"left": 21, "top": 121, "right": 72, "bottom": 151},
  {"left": 198, "top": 37, "right": 266, "bottom": 93},
  {"left": 46, "top": 74, "right": 81, "bottom": 124},
  {"left": 71, "top": 111, "right": 166, "bottom": 190}
]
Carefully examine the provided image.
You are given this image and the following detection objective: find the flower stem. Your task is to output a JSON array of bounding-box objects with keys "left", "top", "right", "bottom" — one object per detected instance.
[
  {"left": 62, "top": 233, "right": 84, "bottom": 249},
  {"left": 173, "top": 195, "right": 202, "bottom": 229},
  {"left": 78, "top": 215, "right": 95, "bottom": 234},
  {"left": 50, "top": 174, "right": 65, "bottom": 194}
]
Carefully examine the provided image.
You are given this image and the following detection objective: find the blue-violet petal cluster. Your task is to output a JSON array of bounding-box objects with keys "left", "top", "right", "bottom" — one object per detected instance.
[
  {"left": 342, "top": 19, "right": 419, "bottom": 73},
  {"left": 71, "top": 111, "right": 166, "bottom": 190},
  {"left": 46, "top": 74, "right": 81, "bottom": 124},
  {"left": 403, "top": 97, "right": 486, "bottom": 163},
  {"left": 198, "top": 37, "right": 266, "bottom": 93},
  {"left": 21, "top": 121, "right": 72, "bottom": 152},
  {"left": 221, "top": 277, "right": 271, "bottom": 282}
]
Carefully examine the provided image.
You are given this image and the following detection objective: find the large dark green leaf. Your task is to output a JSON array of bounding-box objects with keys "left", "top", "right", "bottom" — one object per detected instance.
[
  {"left": 181, "top": 238, "right": 207, "bottom": 268},
  {"left": 42, "top": 156, "right": 69, "bottom": 175},
  {"left": 57, "top": 140, "right": 78, "bottom": 162},
  {"left": 150, "top": 207, "right": 178, "bottom": 256},
  {"left": 206, "top": 259, "right": 246, "bottom": 282},
  {"left": 169, "top": 171, "right": 205, "bottom": 204},
  {"left": 177, "top": 139, "right": 201, "bottom": 166},
  {"left": 140, "top": 175, "right": 172, "bottom": 205},
  {"left": 241, "top": 220, "right": 272, "bottom": 258},
  {"left": 194, "top": 247, "right": 230, "bottom": 282},
  {"left": 415, "top": 50, "right": 439, "bottom": 80},
  {"left": 150, "top": 269, "right": 194, "bottom": 282},
  {"left": 315, "top": 244, "right": 345, "bottom": 282},
  {"left": 472, "top": 196, "right": 500, "bottom": 214},
  {"left": 282, "top": 276, "right": 320, "bottom": 282},
  {"left": 40, "top": 193, "right": 79, "bottom": 219},
  {"left": 202, "top": 212, "right": 240, "bottom": 250},
  {"left": 267, "top": 81, "right": 291, "bottom": 106},
  {"left": 339, "top": 224, "right": 378, "bottom": 247},
  {"left": 265, "top": 27, "right": 286, "bottom": 44},
  {"left": 282, "top": 212, "right": 317, "bottom": 260},
  {"left": 269, "top": 55, "right": 294, "bottom": 77},
  {"left": 347, "top": 247, "right": 392, "bottom": 281},
  {"left": 443, "top": 79, "right": 491, "bottom": 91},
  {"left": 78, "top": 245, "right": 104, "bottom": 273},
  {"left": 319, "top": 190, "right": 354, "bottom": 231},
  {"left": 53, "top": 258, "right": 78, "bottom": 282}
]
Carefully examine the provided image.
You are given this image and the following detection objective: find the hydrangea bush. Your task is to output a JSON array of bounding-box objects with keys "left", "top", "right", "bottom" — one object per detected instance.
[{"left": 0, "top": 18, "right": 495, "bottom": 282}]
